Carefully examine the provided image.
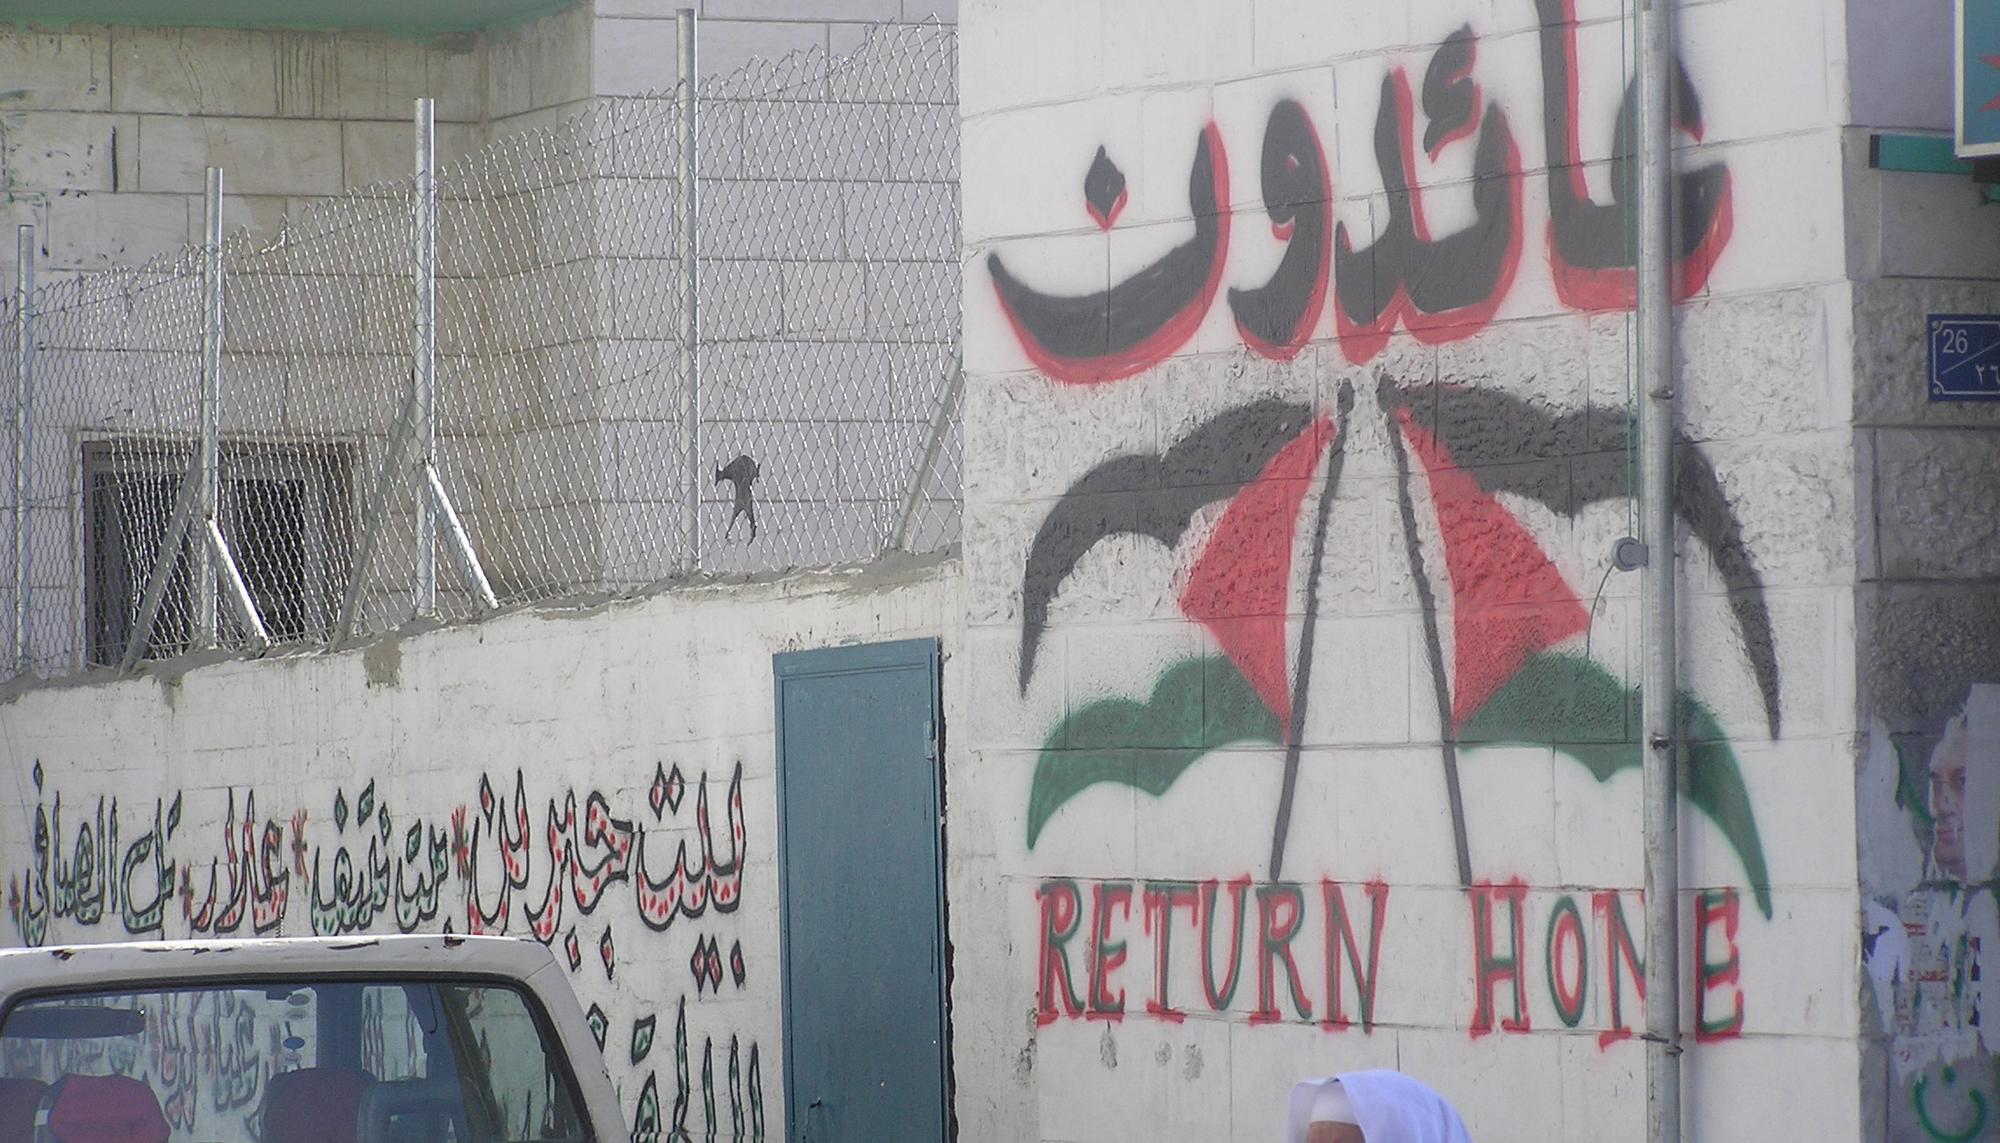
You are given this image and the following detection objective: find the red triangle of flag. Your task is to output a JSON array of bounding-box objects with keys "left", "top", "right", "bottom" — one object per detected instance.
[
  {"left": 1177, "top": 416, "right": 1334, "bottom": 729},
  {"left": 1397, "top": 411, "right": 1589, "bottom": 731}
]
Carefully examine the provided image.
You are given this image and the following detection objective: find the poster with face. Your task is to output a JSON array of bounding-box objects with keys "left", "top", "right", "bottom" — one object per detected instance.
[
  {"left": 1865, "top": 685, "right": 2000, "bottom": 1086},
  {"left": 1928, "top": 687, "right": 2000, "bottom": 886}
]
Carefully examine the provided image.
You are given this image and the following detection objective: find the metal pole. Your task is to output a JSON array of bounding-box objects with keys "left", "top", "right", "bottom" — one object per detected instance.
[
  {"left": 891, "top": 359, "right": 962, "bottom": 553},
  {"left": 1638, "top": 0, "right": 1681, "bottom": 1136},
  {"left": 12, "top": 225, "right": 31, "bottom": 671},
  {"left": 120, "top": 459, "right": 200, "bottom": 672},
  {"left": 205, "top": 517, "right": 269, "bottom": 650},
  {"left": 197, "top": 167, "right": 223, "bottom": 648},
  {"left": 414, "top": 98, "right": 438, "bottom": 616},
  {"left": 421, "top": 461, "right": 498, "bottom": 611},
  {"left": 334, "top": 382, "right": 420, "bottom": 647},
  {"left": 676, "top": 7, "right": 700, "bottom": 574}
]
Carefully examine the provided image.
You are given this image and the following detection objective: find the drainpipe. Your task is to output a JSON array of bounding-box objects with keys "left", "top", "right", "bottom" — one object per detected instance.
[{"left": 1637, "top": 0, "right": 1681, "bottom": 1135}]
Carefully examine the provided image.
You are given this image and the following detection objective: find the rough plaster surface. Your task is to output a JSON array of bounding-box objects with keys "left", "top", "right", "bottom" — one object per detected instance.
[
  {"left": 956, "top": 0, "right": 1867, "bottom": 1139},
  {"left": 1849, "top": 262, "right": 2000, "bottom": 1143},
  {"left": 0, "top": 560, "right": 963, "bottom": 1139},
  {"left": 0, "top": 0, "right": 956, "bottom": 282}
]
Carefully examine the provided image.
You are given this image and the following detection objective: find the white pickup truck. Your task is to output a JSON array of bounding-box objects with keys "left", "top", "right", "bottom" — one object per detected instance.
[{"left": 0, "top": 935, "right": 625, "bottom": 1143}]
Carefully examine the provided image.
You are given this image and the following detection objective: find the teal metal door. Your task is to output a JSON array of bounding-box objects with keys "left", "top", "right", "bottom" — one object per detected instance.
[{"left": 773, "top": 638, "right": 947, "bottom": 1143}]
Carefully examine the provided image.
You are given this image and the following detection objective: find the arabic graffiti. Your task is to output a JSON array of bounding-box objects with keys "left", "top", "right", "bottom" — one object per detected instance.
[
  {"left": 1532, "top": 0, "right": 1732, "bottom": 309},
  {"left": 989, "top": 8, "right": 1731, "bottom": 383},
  {"left": 7, "top": 764, "right": 182, "bottom": 946},
  {"left": 1227, "top": 100, "right": 1330, "bottom": 359},
  {"left": 458, "top": 761, "right": 746, "bottom": 939},
  {"left": 996, "top": 10, "right": 1774, "bottom": 1057},
  {"left": 6, "top": 763, "right": 766, "bottom": 1140},
  {"left": 182, "top": 791, "right": 290, "bottom": 935},
  {"left": 141, "top": 989, "right": 268, "bottom": 1133},
  {"left": 1331, "top": 38, "right": 1522, "bottom": 360},
  {"left": 989, "top": 123, "right": 1230, "bottom": 383},
  {"left": 632, "top": 999, "right": 766, "bottom": 1143},
  {"left": 306, "top": 779, "right": 456, "bottom": 938}
]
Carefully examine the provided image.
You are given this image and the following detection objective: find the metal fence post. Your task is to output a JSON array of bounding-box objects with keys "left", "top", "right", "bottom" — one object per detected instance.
[
  {"left": 676, "top": 7, "right": 700, "bottom": 574},
  {"left": 11, "top": 224, "right": 31, "bottom": 671},
  {"left": 891, "top": 358, "right": 962, "bottom": 554},
  {"left": 414, "top": 97, "right": 438, "bottom": 616},
  {"left": 197, "top": 167, "right": 224, "bottom": 647}
]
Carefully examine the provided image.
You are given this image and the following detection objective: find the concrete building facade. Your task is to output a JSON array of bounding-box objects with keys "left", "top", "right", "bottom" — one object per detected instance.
[
  {"left": 0, "top": 0, "right": 956, "bottom": 283},
  {"left": 4, "top": 0, "right": 2000, "bottom": 1140}
]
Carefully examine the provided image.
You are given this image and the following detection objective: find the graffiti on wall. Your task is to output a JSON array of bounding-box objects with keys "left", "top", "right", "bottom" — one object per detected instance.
[
  {"left": 6, "top": 763, "right": 182, "bottom": 948},
  {"left": 992, "top": 4, "right": 1772, "bottom": 1044},
  {"left": 1863, "top": 678, "right": 2000, "bottom": 1140},
  {"left": 1029, "top": 875, "right": 1747, "bottom": 1045},
  {"left": 5, "top": 762, "right": 765, "bottom": 1141},
  {"left": 989, "top": 0, "right": 1730, "bottom": 386}
]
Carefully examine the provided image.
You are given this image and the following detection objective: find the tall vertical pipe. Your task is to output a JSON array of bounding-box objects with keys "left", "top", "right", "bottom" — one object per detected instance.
[
  {"left": 414, "top": 97, "right": 438, "bottom": 615},
  {"left": 1637, "top": 0, "right": 1681, "bottom": 1135},
  {"left": 198, "top": 167, "right": 224, "bottom": 647},
  {"left": 676, "top": 7, "right": 700, "bottom": 573},
  {"left": 11, "top": 225, "right": 31, "bottom": 670}
]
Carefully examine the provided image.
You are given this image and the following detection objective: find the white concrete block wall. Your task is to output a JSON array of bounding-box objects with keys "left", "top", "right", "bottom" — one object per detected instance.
[
  {"left": 589, "top": 0, "right": 956, "bottom": 97},
  {"left": 0, "top": 0, "right": 959, "bottom": 671},
  {"left": 957, "top": 0, "right": 1858, "bottom": 1138},
  {"left": 679, "top": 13, "right": 961, "bottom": 576},
  {"left": 1841, "top": 4, "right": 2000, "bottom": 1137},
  {"left": 0, "top": 558, "right": 963, "bottom": 1140},
  {"left": 0, "top": 22, "right": 514, "bottom": 287},
  {"left": 0, "top": 0, "right": 958, "bottom": 277}
]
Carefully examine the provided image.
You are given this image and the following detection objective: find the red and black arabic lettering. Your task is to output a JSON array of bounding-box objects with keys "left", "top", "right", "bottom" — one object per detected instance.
[{"left": 990, "top": 12, "right": 1733, "bottom": 378}]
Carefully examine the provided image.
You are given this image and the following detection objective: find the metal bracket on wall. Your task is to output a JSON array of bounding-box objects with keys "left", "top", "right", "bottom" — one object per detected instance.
[
  {"left": 119, "top": 454, "right": 270, "bottom": 672},
  {"left": 889, "top": 358, "right": 963, "bottom": 554},
  {"left": 333, "top": 382, "right": 497, "bottom": 647},
  {"left": 1869, "top": 133, "right": 2000, "bottom": 203},
  {"left": 421, "top": 460, "right": 497, "bottom": 611}
]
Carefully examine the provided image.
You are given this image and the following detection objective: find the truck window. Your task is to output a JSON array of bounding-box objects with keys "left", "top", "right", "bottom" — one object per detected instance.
[
  {"left": 0, "top": 978, "right": 592, "bottom": 1143},
  {"left": 438, "top": 985, "right": 588, "bottom": 1143}
]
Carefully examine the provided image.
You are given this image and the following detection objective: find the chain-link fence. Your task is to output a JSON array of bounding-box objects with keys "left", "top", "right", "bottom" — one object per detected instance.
[{"left": 0, "top": 20, "right": 959, "bottom": 680}]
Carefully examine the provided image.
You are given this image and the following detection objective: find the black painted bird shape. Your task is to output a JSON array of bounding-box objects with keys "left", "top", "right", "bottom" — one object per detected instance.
[{"left": 715, "top": 454, "right": 760, "bottom": 540}]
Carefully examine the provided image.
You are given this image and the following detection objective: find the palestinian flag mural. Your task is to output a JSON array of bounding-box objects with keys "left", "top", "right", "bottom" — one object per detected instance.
[
  {"left": 1018, "top": 381, "right": 1778, "bottom": 919},
  {"left": 1017, "top": 395, "right": 1340, "bottom": 867}
]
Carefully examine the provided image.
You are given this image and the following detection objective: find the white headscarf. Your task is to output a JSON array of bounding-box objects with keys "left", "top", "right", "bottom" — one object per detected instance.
[{"left": 1287, "top": 1071, "right": 1474, "bottom": 1143}]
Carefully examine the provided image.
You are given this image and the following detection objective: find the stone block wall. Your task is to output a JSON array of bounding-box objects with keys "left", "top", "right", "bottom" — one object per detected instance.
[
  {"left": 952, "top": 0, "right": 1862, "bottom": 1139},
  {"left": 0, "top": 0, "right": 961, "bottom": 674},
  {"left": 1842, "top": 4, "right": 2000, "bottom": 1132},
  {"left": 0, "top": 557, "right": 963, "bottom": 1138},
  {"left": 0, "top": 22, "right": 515, "bottom": 285}
]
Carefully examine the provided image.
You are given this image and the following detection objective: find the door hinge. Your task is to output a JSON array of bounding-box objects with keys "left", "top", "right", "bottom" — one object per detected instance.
[{"left": 924, "top": 719, "right": 939, "bottom": 761}]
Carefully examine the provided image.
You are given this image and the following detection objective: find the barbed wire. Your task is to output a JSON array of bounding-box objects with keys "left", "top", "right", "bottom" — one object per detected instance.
[{"left": 0, "top": 20, "right": 958, "bottom": 679}]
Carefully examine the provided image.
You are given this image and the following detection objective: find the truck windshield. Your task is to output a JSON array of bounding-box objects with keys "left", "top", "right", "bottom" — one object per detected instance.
[{"left": 0, "top": 978, "right": 592, "bottom": 1143}]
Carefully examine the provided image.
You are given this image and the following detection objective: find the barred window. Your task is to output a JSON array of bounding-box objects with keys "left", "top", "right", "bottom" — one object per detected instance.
[{"left": 83, "top": 440, "right": 355, "bottom": 665}]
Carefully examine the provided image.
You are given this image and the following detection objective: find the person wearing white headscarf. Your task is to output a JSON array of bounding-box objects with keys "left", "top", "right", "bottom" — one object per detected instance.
[{"left": 1287, "top": 1071, "right": 1474, "bottom": 1143}]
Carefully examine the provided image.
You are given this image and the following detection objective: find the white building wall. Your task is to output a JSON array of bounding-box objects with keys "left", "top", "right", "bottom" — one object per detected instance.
[
  {"left": 0, "top": 21, "right": 527, "bottom": 285},
  {"left": 0, "top": 0, "right": 961, "bottom": 672},
  {"left": 593, "top": 0, "right": 957, "bottom": 100},
  {"left": 954, "top": 0, "right": 1859, "bottom": 1139},
  {"left": 1840, "top": 1, "right": 2000, "bottom": 1139},
  {"left": 0, "top": 558, "right": 963, "bottom": 1137},
  {"left": 0, "top": 0, "right": 959, "bottom": 281}
]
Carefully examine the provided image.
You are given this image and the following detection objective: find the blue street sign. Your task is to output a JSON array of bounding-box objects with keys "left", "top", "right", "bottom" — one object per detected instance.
[
  {"left": 1929, "top": 314, "right": 2000, "bottom": 400},
  {"left": 1961, "top": 0, "right": 2000, "bottom": 156}
]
